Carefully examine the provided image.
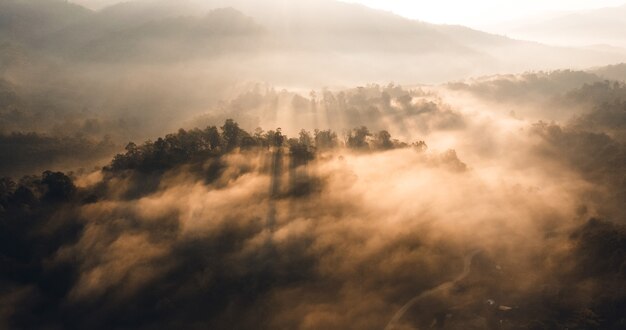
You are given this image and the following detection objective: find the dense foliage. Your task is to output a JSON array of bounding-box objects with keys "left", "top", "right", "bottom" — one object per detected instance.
[{"left": 107, "top": 119, "right": 425, "bottom": 173}]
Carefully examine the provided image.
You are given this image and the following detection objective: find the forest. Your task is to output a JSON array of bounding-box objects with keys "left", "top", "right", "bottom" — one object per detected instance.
[
  {"left": 1, "top": 108, "right": 624, "bottom": 328},
  {"left": 1, "top": 1, "right": 626, "bottom": 329}
]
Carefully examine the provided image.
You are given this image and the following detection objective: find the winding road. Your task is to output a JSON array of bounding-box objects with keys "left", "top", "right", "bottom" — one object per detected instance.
[{"left": 384, "top": 249, "right": 482, "bottom": 330}]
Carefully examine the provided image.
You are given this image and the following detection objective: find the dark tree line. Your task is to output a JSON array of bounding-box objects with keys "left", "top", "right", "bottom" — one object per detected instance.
[{"left": 107, "top": 119, "right": 426, "bottom": 173}]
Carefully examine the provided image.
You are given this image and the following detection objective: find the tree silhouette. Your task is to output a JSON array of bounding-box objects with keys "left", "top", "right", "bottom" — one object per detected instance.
[
  {"left": 346, "top": 126, "right": 371, "bottom": 150},
  {"left": 221, "top": 119, "right": 243, "bottom": 151},
  {"left": 314, "top": 129, "right": 338, "bottom": 150},
  {"left": 106, "top": 120, "right": 418, "bottom": 173},
  {"left": 373, "top": 130, "right": 393, "bottom": 150},
  {"left": 41, "top": 171, "right": 75, "bottom": 202}
]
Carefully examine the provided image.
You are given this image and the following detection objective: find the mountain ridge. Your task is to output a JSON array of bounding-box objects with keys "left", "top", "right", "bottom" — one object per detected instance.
[{"left": 1, "top": 0, "right": 625, "bottom": 84}]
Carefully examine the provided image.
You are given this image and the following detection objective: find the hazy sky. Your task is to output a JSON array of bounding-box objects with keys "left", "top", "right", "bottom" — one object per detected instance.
[
  {"left": 339, "top": 0, "right": 626, "bottom": 26},
  {"left": 72, "top": 0, "right": 626, "bottom": 26}
]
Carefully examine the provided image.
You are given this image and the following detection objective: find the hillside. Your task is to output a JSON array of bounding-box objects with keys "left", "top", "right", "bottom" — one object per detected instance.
[
  {"left": 0, "top": 0, "right": 623, "bottom": 84},
  {"left": 0, "top": 0, "right": 91, "bottom": 44}
]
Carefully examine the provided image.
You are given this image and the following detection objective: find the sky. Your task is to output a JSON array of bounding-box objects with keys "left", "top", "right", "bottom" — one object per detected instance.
[
  {"left": 338, "top": 0, "right": 626, "bottom": 26},
  {"left": 72, "top": 0, "right": 626, "bottom": 27}
]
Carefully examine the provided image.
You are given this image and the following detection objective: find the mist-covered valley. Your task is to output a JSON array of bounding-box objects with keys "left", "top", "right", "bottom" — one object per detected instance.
[{"left": 1, "top": 0, "right": 625, "bottom": 329}]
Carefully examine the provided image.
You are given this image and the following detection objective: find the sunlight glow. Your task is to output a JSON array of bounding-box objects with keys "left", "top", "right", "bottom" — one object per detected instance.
[{"left": 338, "top": 0, "right": 626, "bottom": 26}]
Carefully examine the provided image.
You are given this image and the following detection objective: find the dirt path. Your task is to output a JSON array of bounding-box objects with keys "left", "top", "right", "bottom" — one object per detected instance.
[{"left": 384, "top": 249, "right": 481, "bottom": 330}]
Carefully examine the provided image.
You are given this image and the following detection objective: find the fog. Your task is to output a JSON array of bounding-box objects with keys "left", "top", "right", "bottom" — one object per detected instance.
[
  {"left": 2, "top": 102, "right": 625, "bottom": 328},
  {"left": 1, "top": 1, "right": 625, "bottom": 329},
  {"left": 490, "top": 4, "right": 626, "bottom": 49},
  {"left": 1, "top": 0, "right": 624, "bottom": 146}
]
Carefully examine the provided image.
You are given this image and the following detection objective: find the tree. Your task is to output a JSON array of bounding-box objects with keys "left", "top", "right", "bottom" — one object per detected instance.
[
  {"left": 204, "top": 126, "right": 222, "bottom": 151},
  {"left": 266, "top": 128, "right": 284, "bottom": 147},
  {"left": 41, "top": 171, "right": 75, "bottom": 202},
  {"left": 373, "top": 130, "right": 393, "bottom": 150},
  {"left": 346, "top": 126, "right": 371, "bottom": 150},
  {"left": 413, "top": 141, "right": 428, "bottom": 152},
  {"left": 314, "top": 129, "right": 338, "bottom": 149},
  {"left": 299, "top": 129, "right": 313, "bottom": 147},
  {"left": 0, "top": 177, "right": 16, "bottom": 209},
  {"left": 221, "top": 119, "right": 241, "bottom": 151},
  {"left": 125, "top": 142, "right": 138, "bottom": 155}
]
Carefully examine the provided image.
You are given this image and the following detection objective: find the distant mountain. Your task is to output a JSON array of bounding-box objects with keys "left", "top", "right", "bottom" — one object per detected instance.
[
  {"left": 0, "top": 0, "right": 91, "bottom": 44},
  {"left": 504, "top": 4, "right": 626, "bottom": 48},
  {"left": 2, "top": 0, "right": 625, "bottom": 84},
  {"left": 68, "top": 8, "right": 266, "bottom": 61},
  {"left": 52, "top": 0, "right": 480, "bottom": 57},
  {"left": 42, "top": 0, "right": 200, "bottom": 53}
]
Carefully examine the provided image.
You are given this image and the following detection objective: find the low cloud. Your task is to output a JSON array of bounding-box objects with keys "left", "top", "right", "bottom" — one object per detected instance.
[{"left": 1, "top": 115, "right": 624, "bottom": 329}]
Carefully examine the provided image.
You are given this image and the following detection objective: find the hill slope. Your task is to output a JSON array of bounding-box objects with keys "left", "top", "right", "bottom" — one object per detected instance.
[{"left": 2, "top": 0, "right": 625, "bottom": 84}]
